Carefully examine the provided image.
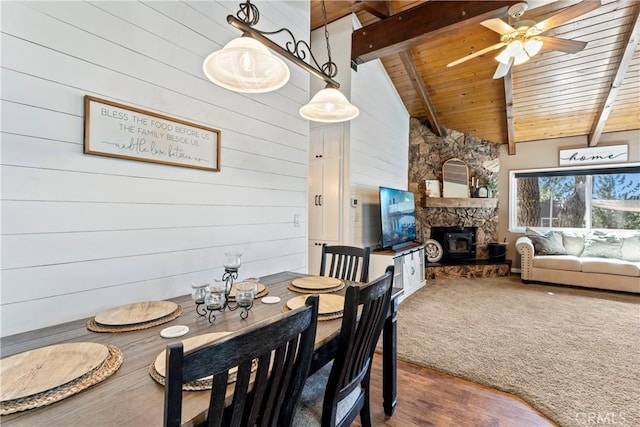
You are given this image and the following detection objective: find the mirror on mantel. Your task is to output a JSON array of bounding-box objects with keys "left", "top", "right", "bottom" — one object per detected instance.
[{"left": 442, "top": 158, "right": 469, "bottom": 197}]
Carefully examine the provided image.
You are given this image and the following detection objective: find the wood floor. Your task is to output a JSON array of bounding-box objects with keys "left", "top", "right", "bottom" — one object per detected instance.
[{"left": 355, "top": 353, "right": 556, "bottom": 427}]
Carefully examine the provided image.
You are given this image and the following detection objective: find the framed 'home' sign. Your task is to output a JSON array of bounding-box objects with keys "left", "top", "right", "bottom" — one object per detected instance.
[
  {"left": 84, "top": 96, "right": 221, "bottom": 171},
  {"left": 559, "top": 144, "right": 628, "bottom": 167}
]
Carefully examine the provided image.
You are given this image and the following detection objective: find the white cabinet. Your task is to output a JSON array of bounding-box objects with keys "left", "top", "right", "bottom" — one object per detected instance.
[
  {"left": 370, "top": 244, "right": 426, "bottom": 301},
  {"left": 308, "top": 125, "right": 343, "bottom": 274},
  {"left": 309, "top": 125, "right": 342, "bottom": 160}
]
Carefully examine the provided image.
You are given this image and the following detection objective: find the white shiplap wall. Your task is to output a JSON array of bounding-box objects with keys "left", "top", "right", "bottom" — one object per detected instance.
[
  {"left": 309, "top": 14, "right": 409, "bottom": 249},
  {"left": 350, "top": 59, "right": 410, "bottom": 249},
  {"left": 0, "top": 0, "right": 311, "bottom": 336}
]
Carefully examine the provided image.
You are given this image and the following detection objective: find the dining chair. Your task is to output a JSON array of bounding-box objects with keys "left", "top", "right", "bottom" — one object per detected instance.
[
  {"left": 320, "top": 244, "right": 371, "bottom": 283},
  {"left": 293, "top": 266, "right": 394, "bottom": 427},
  {"left": 164, "top": 295, "right": 319, "bottom": 427}
]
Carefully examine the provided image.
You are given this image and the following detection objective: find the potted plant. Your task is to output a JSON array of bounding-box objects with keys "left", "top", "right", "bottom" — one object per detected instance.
[{"left": 485, "top": 177, "right": 498, "bottom": 198}]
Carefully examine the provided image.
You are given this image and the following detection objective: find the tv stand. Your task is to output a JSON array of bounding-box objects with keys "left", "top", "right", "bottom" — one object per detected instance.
[
  {"left": 370, "top": 244, "right": 426, "bottom": 302},
  {"left": 391, "top": 241, "right": 415, "bottom": 252}
]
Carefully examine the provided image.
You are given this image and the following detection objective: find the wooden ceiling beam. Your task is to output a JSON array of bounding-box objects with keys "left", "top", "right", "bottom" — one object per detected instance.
[
  {"left": 399, "top": 49, "right": 444, "bottom": 137},
  {"left": 352, "top": 1, "right": 519, "bottom": 65},
  {"left": 588, "top": 4, "right": 640, "bottom": 147},
  {"left": 504, "top": 69, "right": 516, "bottom": 155},
  {"left": 355, "top": 1, "right": 390, "bottom": 20}
]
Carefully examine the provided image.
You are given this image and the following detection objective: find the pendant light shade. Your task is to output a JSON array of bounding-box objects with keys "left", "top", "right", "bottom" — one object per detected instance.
[
  {"left": 203, "top": 37, "right": 290, "bottom": 93},
  {"left": 299, "top": 87, "right": 359, "bottom": 123}
]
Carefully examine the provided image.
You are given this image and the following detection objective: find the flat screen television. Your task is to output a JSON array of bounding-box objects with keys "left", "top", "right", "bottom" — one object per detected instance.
[{"left": 379, "top": 186, "right": 417, "bottom": 250}]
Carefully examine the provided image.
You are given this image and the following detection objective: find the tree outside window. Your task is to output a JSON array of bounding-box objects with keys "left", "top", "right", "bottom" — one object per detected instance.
[{"left": 512, "top": 166, "right": 639, "bottom": 231}]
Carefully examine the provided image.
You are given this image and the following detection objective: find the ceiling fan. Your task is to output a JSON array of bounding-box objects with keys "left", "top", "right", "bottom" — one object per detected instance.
[{"left": 446, "top": 1, "right": 601, "bottom": 79}]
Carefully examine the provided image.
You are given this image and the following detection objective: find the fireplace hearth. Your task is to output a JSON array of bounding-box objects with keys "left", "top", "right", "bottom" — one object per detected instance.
[{"left": 430, "top": 226, "right": 477, "bottom": 263}]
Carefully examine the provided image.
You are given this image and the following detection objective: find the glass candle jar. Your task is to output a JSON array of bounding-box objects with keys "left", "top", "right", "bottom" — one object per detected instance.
[
  {"left": 235, "top": 281, "right": 255, "bottom": 307},
  {"left": 191, "top": 282, "right": 209, "bottom": 304},
  {"left": 244, "top": 277, "right": 260, "bottom": 294},
  {"left": 223, "top": 252, "right": 243, "bottom": 270},
  {"left": 207, "top": 277, "right": 227, "bottom": 309}
]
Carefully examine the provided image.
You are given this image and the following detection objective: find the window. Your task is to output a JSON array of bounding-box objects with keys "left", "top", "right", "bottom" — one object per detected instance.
[{"left": 509, "top": 165, "right": 640, "bottom": 232}]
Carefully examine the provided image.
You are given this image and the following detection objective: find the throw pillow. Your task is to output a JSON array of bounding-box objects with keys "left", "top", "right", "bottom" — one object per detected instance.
[
  {"left": 561, "top": 231, "right": 585, "bottom": 256},
  {"left": 526, "top": 228, "right": 567, "bottom": 255},
  {"left": 621, "top": 233, "right": 640, "bottom": 262},
  {"left": 581, "top": 233, "right": 623, "bottom": 259}
]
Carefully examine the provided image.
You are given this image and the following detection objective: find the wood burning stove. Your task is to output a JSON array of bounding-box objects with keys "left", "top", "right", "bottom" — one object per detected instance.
[{"left": 430, "top": 226, "right": 477, "bottom": 262}]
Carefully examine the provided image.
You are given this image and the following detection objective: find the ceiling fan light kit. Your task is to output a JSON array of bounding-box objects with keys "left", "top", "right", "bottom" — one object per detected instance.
[
  {"left": 202, "top": 0, "right": 358, "bottom": 122},
  {"left": 447, "top": 0, "right": 601, "bottom": 79}
]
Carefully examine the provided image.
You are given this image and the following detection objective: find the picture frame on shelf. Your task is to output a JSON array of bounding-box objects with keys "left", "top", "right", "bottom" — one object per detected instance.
[
  {"left": 476, "top": 186, "right": 489, "bottom": 198},
  {"left": 424, "top": 179, "right": 441, "bottom": 198}
]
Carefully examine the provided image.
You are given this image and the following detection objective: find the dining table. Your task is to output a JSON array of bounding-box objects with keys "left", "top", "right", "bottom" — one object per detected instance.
[{"left": 0, "top": 271, "right": 401, "bottom": 426}]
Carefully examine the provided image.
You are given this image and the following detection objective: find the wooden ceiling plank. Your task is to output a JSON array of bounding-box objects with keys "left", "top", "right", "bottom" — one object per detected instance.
[
  {"left": 351, "top": 1, "right": 519, "bottom": 64},
  {"left": 588, "top": 5, "right": 640, "bottom": 147},
  {"left": 398, "top": 49, "right": 444, "bottom": 136},
  {"left": 356, "top": 1, "right": 391, "bottom": 19}
]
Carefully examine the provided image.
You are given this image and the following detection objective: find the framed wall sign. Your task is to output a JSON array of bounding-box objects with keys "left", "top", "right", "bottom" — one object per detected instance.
[
  {"left": 424, "top": 179, "right": 441, "bottom": 198},
  {"left": 559, "top": 144, "right": 627, "bottom": 167},
  {"left": 84, "top": 95, "right": 221, "bottom": 171}
]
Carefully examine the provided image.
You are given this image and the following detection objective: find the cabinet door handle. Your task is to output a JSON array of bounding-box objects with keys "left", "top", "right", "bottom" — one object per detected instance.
[
  {"left": 318, "top": 195, "right": 322, "bottom": 206},
  {"left": 314, "top": 195, "right": 319, "bottom": 206}
]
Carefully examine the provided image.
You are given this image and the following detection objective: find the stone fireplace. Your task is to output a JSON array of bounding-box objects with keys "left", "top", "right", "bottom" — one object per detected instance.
[{"left": 408, "top": 118, "right": 500, "bottom": 260}]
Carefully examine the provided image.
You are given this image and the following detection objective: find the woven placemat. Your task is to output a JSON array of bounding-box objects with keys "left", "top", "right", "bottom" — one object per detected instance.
[
  {"left": 0, "top": 344, "right": 123, "bottom": 415},
  {"left": 228, "top": 286, "right": 269, "bottom": 301},
  {"left": 281, "top": 305, "right": 343, "bottom": 321},
  {"left": 87, "top": 305, "right": 183, "bottom": 333},
  {"left": 149, "top": 360, "right": 255, "bottom": 391},
  {"left": 287, "top": 282, "right": 345, "bottom": 294}
]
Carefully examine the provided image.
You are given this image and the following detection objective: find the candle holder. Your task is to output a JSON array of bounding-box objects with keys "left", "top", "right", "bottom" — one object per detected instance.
[{"left": 192, "top": 252, "right": 254, "bottom": 323}]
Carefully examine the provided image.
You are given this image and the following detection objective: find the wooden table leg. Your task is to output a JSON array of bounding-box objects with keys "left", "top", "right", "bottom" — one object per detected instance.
[{"left": 382, "top": 293, "right": 399, "bottom": 416}]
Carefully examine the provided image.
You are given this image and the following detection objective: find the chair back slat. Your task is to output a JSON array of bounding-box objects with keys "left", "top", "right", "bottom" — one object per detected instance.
[
  {"left": 164, "top": 296, "right": 319, "bottom": 427},
  {"left": 320, "top": 244, "right": 371, "bottom": 282}
]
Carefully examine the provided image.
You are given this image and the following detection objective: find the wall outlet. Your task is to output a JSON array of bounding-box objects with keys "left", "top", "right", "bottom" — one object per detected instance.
[{"left": 293, "top": 214, "right": 300, "bottom": 227}]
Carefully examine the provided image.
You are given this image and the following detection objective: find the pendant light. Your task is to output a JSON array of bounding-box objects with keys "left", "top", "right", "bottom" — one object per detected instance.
[
  {"left": 202, "top": 36, "right": 290, "bottom": 93},
  {"left": 299, "top": 0, "right": 358, "bottom": 122},
  {"left": 300, "top": 86, "right": 359, "bottom": 122},
  {"left": 203, "top": 0, "right": 358, "bottom": 122}
]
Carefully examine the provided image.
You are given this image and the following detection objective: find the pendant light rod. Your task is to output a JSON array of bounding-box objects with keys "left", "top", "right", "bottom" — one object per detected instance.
[{"left": 226, "top": 15, "right": 340, "bottom": 89}]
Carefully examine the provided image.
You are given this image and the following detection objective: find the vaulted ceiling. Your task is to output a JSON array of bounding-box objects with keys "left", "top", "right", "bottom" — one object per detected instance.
[{"left": 311, "top": 0, "right": 640, "bottom": 155}]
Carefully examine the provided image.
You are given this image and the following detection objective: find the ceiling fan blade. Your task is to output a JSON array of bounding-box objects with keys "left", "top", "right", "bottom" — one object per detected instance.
[
  {"left": 446, "top": 42, "right": 506, "bottom": 68},
  {"left": 539, "top": 35, "right": 587, "bottom": 54},
  {"left": 535, "top": 0, "right": 602, "bottom": 33},
  {"left": 481, "top": 18, "right": 517, "bottom": 35},
  {"left": 493, "top": 57, "right": 513, "bottom": 79}
]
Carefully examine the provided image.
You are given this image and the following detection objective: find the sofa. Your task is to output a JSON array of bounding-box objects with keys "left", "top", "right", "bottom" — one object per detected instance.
[{"left": 516, "top": 228, "right": 640, "bottom": 293}]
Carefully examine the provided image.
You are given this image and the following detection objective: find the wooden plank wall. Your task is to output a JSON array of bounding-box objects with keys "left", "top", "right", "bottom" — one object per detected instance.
[
  {"left": 350, "top": 56, "right": 410, "bottom": 250},
  {"left": 0, "top": 0, "right": 311, "bottom": 336}
]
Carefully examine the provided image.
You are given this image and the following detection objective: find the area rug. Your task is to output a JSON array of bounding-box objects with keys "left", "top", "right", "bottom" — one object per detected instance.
[{"left": 396, "top": 276, "right": 640, "bottom": 427}]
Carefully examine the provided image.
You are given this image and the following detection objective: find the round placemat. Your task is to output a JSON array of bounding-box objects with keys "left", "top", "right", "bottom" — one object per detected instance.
[
  {"left": 291, "top": 276, "right": 343, "bottom": 290},
  {"left": 0, "top": 344, "right": 123, "bottom": 415},
  {"left": 1, "top": 342, "right": 109, "bottom": 401},
  {"left": 288, "top": 281, "right": 345, "bottom": 294},
  {"left": 228, "top": 283, "right": 266, "bottom": 298},
  {"left": 286, "top": 294, "right": 345, "bottom": 315},
  {"left": 150, "top": 332, "right": 256, "bottom": 391},
  {"left": 87, "top": 305, "right": 183, "bottom": 333},
  {"left": 228, "top": 285, "right": 269, "bottom": 301},
  {"left": 94, "top": 301, "right": 178, "bottom": 326},
  {"left": 281, "top": 304, "right": 343, "bottom": 321}
]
